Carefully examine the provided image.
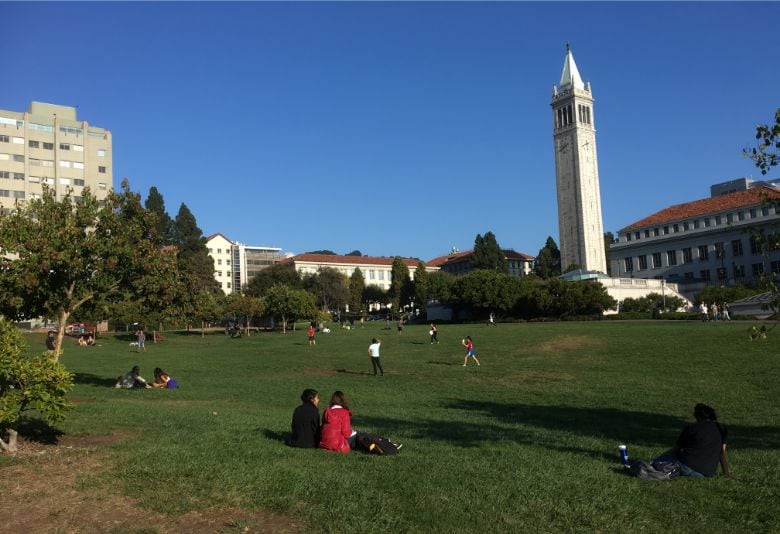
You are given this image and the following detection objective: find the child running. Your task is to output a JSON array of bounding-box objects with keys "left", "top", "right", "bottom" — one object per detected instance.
[
  {"left": 462, "top": 336, "right": 480, "bottom": 367},
  {"left": 308, "top": 324, "right": 316, "bottom": 346}
]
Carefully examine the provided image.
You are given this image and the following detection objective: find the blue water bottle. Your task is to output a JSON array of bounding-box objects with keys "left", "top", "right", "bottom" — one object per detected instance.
[{"left": 618, "top": 444, "right": 629, "bottom": 467}]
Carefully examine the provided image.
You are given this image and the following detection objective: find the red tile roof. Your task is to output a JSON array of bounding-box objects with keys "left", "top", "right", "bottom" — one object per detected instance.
[
  {"left": 284, "top": 254, "right": 425, "bottom": 268},
  {"left": 206, "top": 232, "right": 233, "bottom": 243},
  {"left": 427, "top": 248, "right": 534, "bottom": 267},
  {"left": 622, "top": 186, "right": 780, "bottom": 231}
]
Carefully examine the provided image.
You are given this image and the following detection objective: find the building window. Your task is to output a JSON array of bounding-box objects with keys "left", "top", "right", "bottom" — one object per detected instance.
[
  {"left": 653, "top": 228, "right": 660, "bottom": 237},
  {"left": 217, "top": 259, "right": 222, "bottom": 265},
  {"left": 698, "top": 245, "right": 709, "bottom": 261},
  {"left": 673, "top": 224, "right": 679, "bottom": 233},
  {"left": 715, "top": 242, "right": 725, "bottom": 259},
  {"left": 73, "top": 179, "right": 85, "bottom": 186},
  {"left": 684, "top": 272, "right": 694, "bottom": 279},
  {"left": 771, "top": 260, "right": 780, "bottom": 274},
  {"left": 652, "top": 252, "right": 662, "bottom": 269},
  {"left": 72, "top": 144, "right": 84, "bottom": 152},
  {"left": 626, "top": 233, "right": 632, "bottom": 242},
  {"left": 59, "top": 178, "right": 71, "bottom": 186},
  {"left": 59, "top": 126, "right": 83, "bottom": 135},
  {"left": 635, "top": 231, "right": 641, "bottom": 240},
  {"left": 694, "top": 220, "right": 700, "bottom": 229},
  {"left": 763, "top": 207, "right": 770, "bottom": 216},
  {"left": 0, "top": 171, "right": 8, "bottom": 179},
  {"left": 726, "top": 213, "right": 733, "bottom": 224},
  {"left": 752, "top": 263, "right": 764, "bottom": 276},
  {"left": 750, "top": 236, "right": 761, "bottom": 254},
  {"left": 738, "top": 211, "right": 745, "bottom": 221},
  {"left": 731, "top": 239, "right": 743, "bottom": 257},
  {"left": 13, "top": 190, "right": 24, "bottom": 199},
  {"left": 624, "top": 257, "right": 634, "bottom": 272},
  {"left": 369, "top": 270, "right": 375, "bottom": 280},
  {"left": 98, "top": 182, "right": 107, "bottom": 190},
  {"left": 717, "top": 267, "right": 727, "bottom": 281},
  {"left": 715, "top": 215, "right": 722, "bottom": 225},
  {"left": 700, "top": 270, "right": 711, "bottom": 281},
  {"left": 59, "top": 143, "right": 70, "bottom": 150},
  {"left": 704, "top": 218, "right": 711, "bottom": 227},
  {"left": 98, "top": 166, "right": 106, "bottom": 173},
  {"left": 682, "top": 247, "right": 693, "bottom": 264},
  {"left": 734, "top": 265, "right": 745, "bottom": 278},
  {"left": 59, "top": 160, "right": 72, "bottom": 168},
  {"left": 683, "top": 222, "right": 690, "bottom": 231},
  {"left": 97, "top": 149, "right": 106, "bottom": 157},
  {"left": 12, "top": 154, "right": 24, "bottom": 162},
  {"left": 663, "top": 226, "right": 669, "bottom": 235},
  {"left": 638, "top": 255, "right": 648, "bottom": 270},
  {"left": 0, "top": 135, "right": 8, "bottom": 143},
  {"left": 667, "top": 250, "right": 677, "bottom": 266},
  {"left": 0, "top": 190, "right": 9, "bottom": 197},
  {"left": 43, "top": 142, "right": 54, "bottom": 150},
  {"left": 378, "top": 271, "right": 385, "bottom": 280},
  {"left": 644, "top": 229, "right": 650, "bottom": 238},
  {"left": 750, "top": 208, "right": 757, "bottom": 219}
]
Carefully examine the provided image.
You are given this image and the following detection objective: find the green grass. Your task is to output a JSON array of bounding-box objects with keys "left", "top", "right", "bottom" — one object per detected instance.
[{"left": 18, "top": 321, "right": 780, "bottom": 532}]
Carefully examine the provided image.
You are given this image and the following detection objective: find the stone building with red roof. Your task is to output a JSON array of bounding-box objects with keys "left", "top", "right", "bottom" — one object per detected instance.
[
  {"left": 427, "top": 248, "right": 535, "bottom": 278},
  {"left": 608, "top": 181, "right": 780, "bottom": 288}
]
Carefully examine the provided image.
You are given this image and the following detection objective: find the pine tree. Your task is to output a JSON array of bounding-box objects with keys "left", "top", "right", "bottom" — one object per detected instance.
[
  {"left": 534, "top": 236, "right": 562, "bottom": 278},
  {"left": 413, "top": 262, "right": 429, "bottom": 312},
  {"left": 389, "top": 257, "right": 412, "bottom": 313},
  {"left": 471, "top": 231, "right": 508, "bottom": 273},
  {"left": 349, "top": 268, "right": 365, "bottom": 314},
  {"left": 144, "top": 186, "right": 173, "bottom": 245},
  {"left": 171, "top": 203, "right": 220, "bottom": 294}
]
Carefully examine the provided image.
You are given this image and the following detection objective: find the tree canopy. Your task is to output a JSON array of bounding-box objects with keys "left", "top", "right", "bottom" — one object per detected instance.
[
  {"left": 349, "top": 268, "right": 365, "bottom": 314},
  {"left": 303, "top": 268, "right": 350, "bottom": 311},
  {"left": 144, "top": 186, "right": 174, "bottom": 244},
  {"left": 264, "top": 284, "right": 316, "bottom": 333},
  {"left": 471, "top": 232, "right": 508, "bottom": 273},
  {"left": 171, "top": 203, "right": 220, "bottom": 295},
  {"left": 244, "top": 263, "right": 302, "bottom": 297},
  {"left": 389, "top": 257, "right": 413, "bottom": 313},
  {"left": 534, "top": 236, "right": 562, "bottom": 278}
]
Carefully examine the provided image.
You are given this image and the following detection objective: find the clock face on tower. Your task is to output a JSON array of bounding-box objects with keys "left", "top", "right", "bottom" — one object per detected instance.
[{"left": 558, "top": 138, "right": 569, "bottom": 154}]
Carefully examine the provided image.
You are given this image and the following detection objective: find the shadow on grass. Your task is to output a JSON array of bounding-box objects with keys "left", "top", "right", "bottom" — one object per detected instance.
[
  {"left": 358, "top": 401, "right": 780, "bottom": 461},
  {"left": 12, "top": 417, "right": 64, "bottom": 445},
  {"left": 73, "top": 372, "right": 118, "bottom": 388},
  {"left": 336, "top": 369, "right": 373, "bottom": 376},
  {"left": 261, "top": 429, "right": 288, "bottom": 443},
  {"left": 426, "top": 360, "right": 460, "bottom": 366}
]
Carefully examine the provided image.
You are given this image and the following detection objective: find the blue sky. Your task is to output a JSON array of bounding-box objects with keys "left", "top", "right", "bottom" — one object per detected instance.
[{"left": 5, "top": 2, "right": 779, "bottom": 261}]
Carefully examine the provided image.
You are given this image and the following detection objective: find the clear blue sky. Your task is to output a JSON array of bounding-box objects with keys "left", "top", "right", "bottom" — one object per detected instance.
[{"left": 5, "top": 2, "right": 779, "bottom": 261}]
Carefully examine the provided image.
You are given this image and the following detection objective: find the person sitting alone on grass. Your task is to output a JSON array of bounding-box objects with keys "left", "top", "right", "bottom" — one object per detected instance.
[
  {"left": 287, "top": 388, "right": 321, "bottom": 448},
  {"left": 319, "top": 390, "right": 356, "bottom": 453},
  {"left": 86, "top": 334, "right": 95, "bottom": 346},
  {"left": 653, "top": 403, "right": 730, "bottom": 478},
  {"left": 115, "top": 366, "right": 152, "bottom": 389}
]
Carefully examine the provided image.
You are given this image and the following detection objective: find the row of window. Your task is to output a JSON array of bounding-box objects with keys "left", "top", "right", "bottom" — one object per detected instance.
[
  {"left": 0, "top": 173, "right": 104, "bottom": 189},
  {"left": 667, "top": 262, "right": 777, "bottom": 282},
  {"left": 0, "top": 189, "right": 25, "bottom": 199},
  {"left": 1, "top": 135, "right": 107, "bottom": 156},
  {"left": 623, "top": 208, "right": 773, "bottom": 242},
  {"left": 622, "top": 238, "right": 766, "bottom": 272},
  {"left": 1, "top": 154, "right": 107, "bottom": 173},
  {"left": 555, "top": 103, "right": 592, "bottom": 129}
]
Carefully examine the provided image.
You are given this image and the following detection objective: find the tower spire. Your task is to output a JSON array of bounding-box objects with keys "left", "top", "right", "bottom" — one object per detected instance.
[{"left": 559, "top": 45, "right": 585, "bottom": 91}]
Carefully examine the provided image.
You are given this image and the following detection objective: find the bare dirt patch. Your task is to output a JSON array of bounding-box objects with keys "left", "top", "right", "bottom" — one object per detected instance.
[
  {"left": 0, "top": 436, "right": 304, "bottom": 533},
  {"left": 537, "top": 335, "right": 601, "bottom": 353}
]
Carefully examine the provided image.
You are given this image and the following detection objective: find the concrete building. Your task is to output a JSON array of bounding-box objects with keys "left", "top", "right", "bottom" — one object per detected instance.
[
  {"left": 0, "top": 102, "right": 112, "bottom": 212},
  {"left": 551, "top": 47, "right": 607, "bottom": 273},
  {"left": 282, "top": 254, "right": 436, "bottom": 291},
  {"left": 608, "top": 184, "right": 780, "bottom": 293},
  {"left": 427, "top": 248, "right": 535, "bottom": 277},
  {"left": 206, "top": 233, "right": 287, "bottom": 294}
]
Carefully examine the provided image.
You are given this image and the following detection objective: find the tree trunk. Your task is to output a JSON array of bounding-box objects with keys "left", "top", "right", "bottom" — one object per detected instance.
[
  {"left": 201, "top": 320, "right": 205, "bottom": 338},
  {"left": 54, "top": 310, "right": 70, "bottom": 361},
  {"left": 0, "top": 429, "right": 18, "bottom": 453},
  {"left": 281, "top": 315, "right": 287, "bottom": 333}
]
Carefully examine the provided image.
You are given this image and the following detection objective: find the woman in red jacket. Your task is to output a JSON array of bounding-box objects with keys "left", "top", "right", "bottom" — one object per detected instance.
[{"left": 319, "top": 391, "right": 356, "bottom": 453}]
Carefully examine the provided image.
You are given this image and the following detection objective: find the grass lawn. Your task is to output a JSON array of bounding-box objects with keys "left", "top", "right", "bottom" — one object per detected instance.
[{"left": 7, "top": 320, "right": 780, "bottom": 532}]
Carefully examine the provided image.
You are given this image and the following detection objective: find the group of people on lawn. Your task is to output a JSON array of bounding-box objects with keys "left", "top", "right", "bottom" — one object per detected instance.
[{"left": 115, "top": 366, "right": 177, "bottom": 389}]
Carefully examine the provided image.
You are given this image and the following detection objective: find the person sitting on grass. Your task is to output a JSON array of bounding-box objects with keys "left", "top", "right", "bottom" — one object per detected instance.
[
  {"left": 151, "top": 367, "right": 177, "bottom": 388},
  {"left": 654, "top": 403, "right": 730, "bottom": 478},
  {"left": 287, "top": 388, "right": 321, "bottom": 448},
  {"left": 115, "top": 366, "right": 151, "bottom": 389},
  {"left": 86, "top": 334, "right": 95, "bottom": 346},
  {"left": 319, "top": 390, "right": 356, "bottom": 453}
]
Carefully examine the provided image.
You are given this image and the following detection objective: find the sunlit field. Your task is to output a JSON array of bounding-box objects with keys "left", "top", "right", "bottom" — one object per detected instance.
[{"left": 10, "top": 320, "right": 780, "bottom": 532}]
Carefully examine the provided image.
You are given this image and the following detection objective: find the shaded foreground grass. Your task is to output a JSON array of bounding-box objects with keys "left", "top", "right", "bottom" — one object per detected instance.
[{"left": 14, "top": 321, "right": 780, "bottom": 532}]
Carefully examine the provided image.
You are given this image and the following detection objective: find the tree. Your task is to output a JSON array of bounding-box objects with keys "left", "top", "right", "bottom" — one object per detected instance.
[
  {"left": 144, "top": 186, "right": 173, "bottom": 244},
  {"left": 471, "top": 232, "right": 508, "bottom": 273},
  {"left": 244, "top": 263, "right": 302, "bottom": 297},
  {"left": 171, "top": 203, "right": 220, "bottom": 295},
  {"left": 0, "top": 317, "right": 73, "bottom": 453},
  {"left": 363, "top": 284, "right": 388, "bottom": 310},
  {"left": 534, "top": 279, "right": 616, "bottom": 318},
  {"left": 413, "top": 262, "right": 429, "bottom": 312},
  {"left": 604, "top": 232, "right": 615, "bottom": 276},
  {"left": 345, "top": 250, "right": 362, "bottom": 257},
  {"left": 534, "top": 236, "right": 562, "bottom": 278},
  {"left": 224, "top": 294, "right": 266, "bottom": 335},
  {"left": 744, "top": 108, "right": 780, "bottom": 175},
  {"left": 447, "top": 270, "right": 525, "bottom": 317},
  {"left": 427, "top": 271, "right": 455, "bottom": 304},
  {"left": 0, "top": 183, "right": 183, "bottom": 357},
  {"left": 303, "top": 268, "right": 350, "bottom": 312},
  {"left": 307, "top": 250, "right": 337, "bottom": 255},
  {"left": 388, "top": 256, "right": 413, "bottom": 313},
  {"left": 265, "top": 284, "right": 316, "bottom": 333},
  {"left": 349, "top": 268, "right": 365, "bottom": 314}
]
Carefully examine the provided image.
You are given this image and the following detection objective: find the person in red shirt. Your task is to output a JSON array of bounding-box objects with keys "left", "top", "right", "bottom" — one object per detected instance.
[
  {"left": 308, "top": 324, "right": 316, "bottom": 346},
  {"left": 462, "top": 336, "right": 481, "bottom": 367},
  {"left": 319, "top": 391, "right": 356, "bottom": 453}
]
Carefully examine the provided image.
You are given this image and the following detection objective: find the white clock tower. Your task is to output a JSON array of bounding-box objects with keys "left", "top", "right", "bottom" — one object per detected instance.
[{"left": 551, "top": 46, "right": 607, "bottom": 273}]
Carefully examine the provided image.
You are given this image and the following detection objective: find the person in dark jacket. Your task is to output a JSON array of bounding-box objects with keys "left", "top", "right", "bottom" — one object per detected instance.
[
  {"left": 656, "top": 403, "right": 730, "bottom": 477},
  {"left": 287, "top": 388, "right": 321, "bottom": 448}
]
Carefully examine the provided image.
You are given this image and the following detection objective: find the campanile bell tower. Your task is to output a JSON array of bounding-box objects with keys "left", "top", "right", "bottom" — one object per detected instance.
[{"left": 551, "top": 46, "right": 607, "bottom": 273}]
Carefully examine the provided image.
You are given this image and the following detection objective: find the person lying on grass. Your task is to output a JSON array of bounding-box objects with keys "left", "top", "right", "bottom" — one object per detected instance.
[
  {"left": 654, "top": 403, "right": 730, "bottom": 478},
  {"left": 319, "top": 390, "right": 357, "bottom": 453},
  {"left": 115, "top": 366, "right": 151, "bottom": 389},
  {"left": 151, "top": 367, "right": 178, "bottom": 389},
  {"left": 287, "top": 388, "right": 321, "bottom": 448}
]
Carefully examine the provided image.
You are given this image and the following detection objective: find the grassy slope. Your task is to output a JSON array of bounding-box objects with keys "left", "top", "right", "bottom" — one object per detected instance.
[{"left": 22, "top": 321, "right": 780, "bottom": 532}]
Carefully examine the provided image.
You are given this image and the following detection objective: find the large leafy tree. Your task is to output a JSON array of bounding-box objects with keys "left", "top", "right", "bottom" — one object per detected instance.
[
  {"left": 144, "top": 186, "right": 174, "bottom": 244},
  {"left": 349, "top": 268, "right": 365, "bottom": 314},
  {"left": 171, "top": 203, "right": 220, "bottom": 295},
  {"left": 446, "top": 270, "right": 525, "bottom": 317},
  {"left": 427, "top": 271, "right": 455, "bottom": 304},
  {"left": 0, "top": 182, "right": 182, "bottom": 357},
  {"left": 224, "top": 293, "right": 266, "bottom": 334},
  {"left": 244, "top": 263, "right": 302, "bottom": 296},
  {"left": 389, "top": 256, "right": 413, "bottom": 313},
  {"left": 363, "top": 284, "right": 388, "bottom": 310},
  {"left": 471, "top": 231, "right": 508, "bottom": 273},
  {"left": 0, "top": 318, "right": 73, "bottom": 452},
  {"left": 534, "top": 278, "right": 616, "bottom": 318},
  {"left": 303, "top": 268, "right": 350, "bottom": 312},
  {"left": 413, "top": 262, "right": 429, "bottom": 312},
  {"left": 265, "top": 284, "right": 316, "bottom": 333},
  {"left": 534, "top": 236, "right": 562, "bottom": 278}
]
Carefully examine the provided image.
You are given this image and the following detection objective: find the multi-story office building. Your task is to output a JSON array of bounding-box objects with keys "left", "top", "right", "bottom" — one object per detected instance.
[
  {"left": 609, "top": 183, "right": 780, "bottom": 288},
  {"left": 0, "top": 102, "right": 112, "bottom": 212},
  {"left": 206, "top": 233, "right": 288, "bottom": 294},
  {"left": 427, "top": 248, "right": 535, "bottom": 277}
]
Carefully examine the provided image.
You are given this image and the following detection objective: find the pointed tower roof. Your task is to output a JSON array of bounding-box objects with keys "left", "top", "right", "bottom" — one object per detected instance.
[{"left": 559, "top": 45, "right": 585, "bottom": 91}]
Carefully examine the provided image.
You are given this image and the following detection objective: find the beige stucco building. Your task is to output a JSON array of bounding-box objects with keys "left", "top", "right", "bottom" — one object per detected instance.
[
  {"left": 206, "top": 233, "right": 289, "bottom": 294},
  {"left": 0, "top": 102, "right": 113, "bottom": 212},
  {"left": 551, "top": 47, "right": 607, "bottom": 273}
]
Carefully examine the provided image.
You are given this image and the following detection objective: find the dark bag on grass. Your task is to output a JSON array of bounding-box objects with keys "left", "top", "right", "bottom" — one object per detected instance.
[
  {"left": 355, "top": 432, "right": 400, "bottom": 455},
  {"left": 628, "top": 459, "right": 680, "bottom": 481}
]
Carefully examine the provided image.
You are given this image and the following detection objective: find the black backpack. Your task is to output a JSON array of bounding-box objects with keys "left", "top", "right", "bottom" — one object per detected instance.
[
  {"left": 628, "top": 459, "right": 681, "bottom": 481},
  {"left": 355, "top": 432, "right": 401, "bottom": 455}
]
